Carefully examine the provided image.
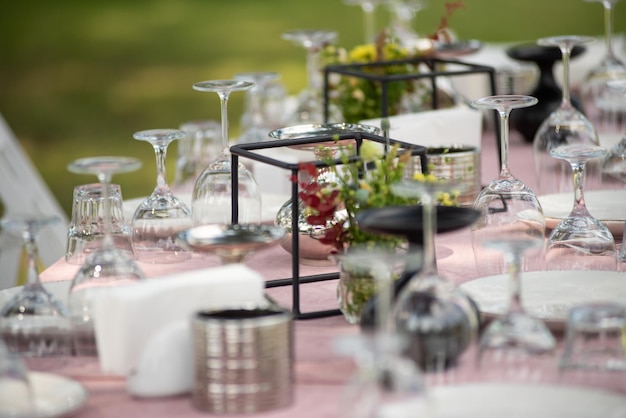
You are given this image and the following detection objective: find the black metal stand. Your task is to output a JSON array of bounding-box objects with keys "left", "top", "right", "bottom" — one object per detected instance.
[
  {"left": 230, "top": 132, "right": 427, "bottom": 320},
  {"left": 323, "top": 55, "right": 501, "bottom": 168}
]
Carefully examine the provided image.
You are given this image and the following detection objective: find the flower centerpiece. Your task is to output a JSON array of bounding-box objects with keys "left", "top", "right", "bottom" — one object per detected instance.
[
  {"left": 321, "top": 1, "right": 465, "bottom": 123},
  {"left": 295, "top": 137, "right": 459, "bottom": 323}
]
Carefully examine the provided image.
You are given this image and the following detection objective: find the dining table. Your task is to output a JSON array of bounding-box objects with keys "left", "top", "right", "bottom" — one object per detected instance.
[{"left": 32, "top": 124, "right": 626, "bottom": 417}]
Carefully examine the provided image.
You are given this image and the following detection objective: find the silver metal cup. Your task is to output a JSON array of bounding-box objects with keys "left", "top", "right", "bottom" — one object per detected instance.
[{"left": 191, "top": 307, "right": 293, "bottom": 414}]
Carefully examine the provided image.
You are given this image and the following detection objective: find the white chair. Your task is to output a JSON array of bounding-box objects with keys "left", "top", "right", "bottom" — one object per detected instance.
[{"left": 0, "top": 113, "right": 68, "bottom": 289}]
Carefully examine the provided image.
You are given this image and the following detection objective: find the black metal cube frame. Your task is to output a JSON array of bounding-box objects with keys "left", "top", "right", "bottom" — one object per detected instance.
[
  {"left": 230, "top": 132, "right": 428, "bottom": 320},
  {"left": 323, "top": 55, "right": 501, "bottom": 164}
]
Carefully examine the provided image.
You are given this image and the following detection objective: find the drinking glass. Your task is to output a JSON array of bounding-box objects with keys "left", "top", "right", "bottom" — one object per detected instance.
[
  {"left": 477, "top": 237, "right": 556, "bottom": 380},
  {"left": 67, "top": 156, "right": 145, "bottom": 357},
  {"left": 602, "top": 79, "right": 626, "bottom": 184},
  {"left": 390, "top": 180, "right": 480, "bottom": 376},
  {"left": 533, "top": 36, "right": 600, "bottom": 196},
  {"left": 0, "top": 215, "right": 71, "bottom": 357},
  {"left": 65, "top": 183, "right": 133, "bottom": 265},
  {"left": 234, "top": 71, "right": 281, "bottom": 144},
  {"left": 175, "top": 119, "right": 221, "bottom": 192},
  {"left": 545, "top": 144, "right": 617, "bottom": 270},
  {"left": 471, "top": 95, "right": 546, "bottom": 277},
  {"left": 581, "top": 0, "right": 626, "bottom": 156},
  {"left": 192, "top": 80, "right": 262, "bottom": 226},
  {"left": 281, "top": 29, "right": 342, "bottom": 125},
  {"left": 131, "top": 129, "right": 193, "bottom": 263}
]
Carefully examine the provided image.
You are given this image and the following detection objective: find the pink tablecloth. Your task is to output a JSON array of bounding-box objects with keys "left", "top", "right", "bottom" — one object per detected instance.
[{"left": 34, "top": 128, "right": 626, "bottom": 417}]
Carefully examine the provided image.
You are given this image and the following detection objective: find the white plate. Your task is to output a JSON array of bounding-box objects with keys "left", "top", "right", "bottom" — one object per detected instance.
[
  {"left": 123, "top": 192, "right": 290, "bottom": 224},
  {"left": 380, "top": 383, "right": 626, "bottom": 418},
  {"left": 539, "top": 190, "right": 626, "bottom": 237},
  {"left": 1, "top": 372, "right": 88, "bottom": 418},
  {"left": 459, "top": 270, "right": 626, "bottom": 330},
  {"left": 0, "top": 281, "right": 71, "bottom": 307}
]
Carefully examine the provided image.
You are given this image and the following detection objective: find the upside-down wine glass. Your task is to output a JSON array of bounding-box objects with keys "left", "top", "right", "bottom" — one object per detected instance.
[
  {"left": 545, "top": 144, "right": 617, "bottom": 270},
  {"left": 0, "top": 215, "right": 71, "bottom": 357},
  {"left": 331, "top": 247, "right": 425, "bottom": 418},
  {"left": 385, "top": 0, "right": 427, "bottom": 52},
  {"left": 533, "top": 36, "right": 601, "bottom": 196},
  {"left": 472, "top": 95, "right": 546, "bottom": 278},
  {"left": 581, "top": 0, "right": 626, "bottom": 157},
  {"left": 602, "top": 79, "right": 626, "bottom": 183},
  {"left": 390, "top": 179, "right": 480, "bottom": 378},
  {"left": 281, "top": 29, "right": 343, "bottom": 124},
  {"left": 0, "top": 339, "right": 34, "bottom": 417},
  {"left": 68, "top": 156, "right": 145, "bottom": 357},
  {"left": 343, "top": 0, "right": 385, "bottom": 43},
  {"left": 192, "top": 80, "right": 262, "bottom": 226},
  {"left": 234, "top": 71, "right": 281, "bottom": 144},
  {"left": 477, "top": 236, "right": 556, "bottom": 379},
  {"left": 132, "top": 129, "right": 193, "bottom": 263}
]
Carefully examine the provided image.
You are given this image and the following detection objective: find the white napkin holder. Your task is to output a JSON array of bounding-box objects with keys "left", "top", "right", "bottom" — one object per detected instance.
[{"left": 91, "top": 264, "right": 266, "bottom": 397}]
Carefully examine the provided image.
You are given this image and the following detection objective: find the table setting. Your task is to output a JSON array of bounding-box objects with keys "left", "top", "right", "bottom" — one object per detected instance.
[{"left": 2, "top": 1, "right": 626, "bottom": 417}]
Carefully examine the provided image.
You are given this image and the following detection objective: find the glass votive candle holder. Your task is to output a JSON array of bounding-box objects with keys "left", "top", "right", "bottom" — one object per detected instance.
[{"left": 65, "top": 183, "right": 133, "bottom": 265}]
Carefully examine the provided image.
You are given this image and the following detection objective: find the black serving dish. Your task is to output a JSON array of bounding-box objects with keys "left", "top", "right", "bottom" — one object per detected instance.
[{"left": 356, "top": 205, "right": 481, "bottom": 245}]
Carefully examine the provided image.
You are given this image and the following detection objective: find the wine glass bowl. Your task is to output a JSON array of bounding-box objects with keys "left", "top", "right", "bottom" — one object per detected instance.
[
  {"left": 533, "top": 35, "right": 600, "bottom": 196},
  {"left": 177, "top": 224, "right": 286, "bottom": 264},
  {"left": 281, "top": 29, "right": 341, "bottom": 124},
  {"left": 0, "top": 215, "right": 71, "bottom": 357},
  {"left": 545, "top": 144, "right": 617, "bottom": 270},
  {"left": 471, "top": 95, "right": 546, "bottom": 277},
  {"left": 131, "top": 129, "right": 193, "bottom": 263},
  {"left": 67, "top": 156, "right": 145, "bottom": 357},
  {"left": 191, "top": 80, "right": 262, "bottom": 226},
  {"left": 478, "top": 237, "right": 556, "bottom": 375}
]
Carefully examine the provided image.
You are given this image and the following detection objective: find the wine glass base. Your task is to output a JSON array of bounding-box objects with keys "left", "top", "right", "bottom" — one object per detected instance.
[{"left": 480, "top": 312, "right": 556, "bottom": 355}]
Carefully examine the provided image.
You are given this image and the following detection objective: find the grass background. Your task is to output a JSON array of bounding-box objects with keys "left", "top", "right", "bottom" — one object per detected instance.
[{"left": 1, "top": 0, "right": 624, "bottom": 217}]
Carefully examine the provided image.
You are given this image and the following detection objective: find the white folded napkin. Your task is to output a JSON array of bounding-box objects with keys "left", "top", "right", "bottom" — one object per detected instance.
[
  {"left": 360, "top": 105, "right": 483, "bottom": 150},
  {"left": 91, "top": 264, "right": 266, "bottom": 390}
]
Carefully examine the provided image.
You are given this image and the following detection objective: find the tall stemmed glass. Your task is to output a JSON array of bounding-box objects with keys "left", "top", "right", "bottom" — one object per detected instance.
[
  {"left": 602, "top": 79, "right": 626, "bottom": 183},
  {"left": 68, "top": 156, "right": 145, "bottom": 356},
  {"left": 132, "top": 129, "right": 193, "bottom": 263},
  {"left": 545, "top": 145, "right": 617, "bottom": 270},
  {"left": 533, "top": 36, "right": 600, "bottom": 196},
  {"left": 385, "top": 0, "right": 426, "bottom": 52},
  {"left": 472, "top": 95, "right": 546, "bottom": 277},
  {"left": 0, "top": 215, "right": 71, "bottom": 357},
  {"left": 390, "top": 180, "right": 480, "bottom": 376},
  {"left": 343, "top": 0, "right": 385, "bottom": 43},
  {"left": 478, "top": 237, "right": 556, "bottom": 378},
  {"left": 192, "top": 80, "right": 262, "bottom": 226},
  {"left": 581, "top": 0, "right": 626, "bottom": 151},
  {"left": 234, "top": 71, "right": 281, "bottom": 144},
  {"left": 281, "top": 29, "right": 342, "bottom": 124}
]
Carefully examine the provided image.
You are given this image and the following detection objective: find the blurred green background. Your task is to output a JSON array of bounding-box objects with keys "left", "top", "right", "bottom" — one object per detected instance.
[{"left": 1, "top": 0, "right": 624, "bottom": 217}]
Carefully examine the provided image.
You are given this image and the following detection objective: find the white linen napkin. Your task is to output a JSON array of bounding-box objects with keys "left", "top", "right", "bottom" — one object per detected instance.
[
  {"left": 92, "top": 264, "right": 266, "bottom": 383},
  {"left": 360, "top": 104, "right": 483, "bottom": 150}
]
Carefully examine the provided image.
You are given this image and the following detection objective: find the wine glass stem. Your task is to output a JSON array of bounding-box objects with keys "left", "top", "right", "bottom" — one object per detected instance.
[
  {"left": 306, "top": 45, "right": 321, "bottom": 94},
  {"left": 421, "top": 194, "right": 438, "bottom": 277},
  {"left": 504, "top": 251, "right": 524, "bottom": 315},
  {"left": 570, "top": 161, "right": 592, "bottom": 217},
  {"left": 97, "top": 173, "right": 116, "bottom": 250},
  {"left": 218, "top": 91, "right": 231, "bottom": 155},
  {"left": 560, "top": 47, "right": 572, "bottom": 108},
  {"left": 23, "top": 230, "right": 41, "bottom": 289},
  {"left": 362, "top": 3, "right": 376, "bottom": 43},
  {"left": 603, "top": 2, "right": 617, "bottom": 59},
  {"left": 153, "top": 144, "right": 170, "bottom": 194},
  {"left": 497, "top": 109, "right": 513, "bottom": 179}
]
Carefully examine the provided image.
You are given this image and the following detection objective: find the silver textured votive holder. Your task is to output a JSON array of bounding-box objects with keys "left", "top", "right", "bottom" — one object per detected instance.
[{"left": 191, "top": 307, "right": 294, "bottom": 414}]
